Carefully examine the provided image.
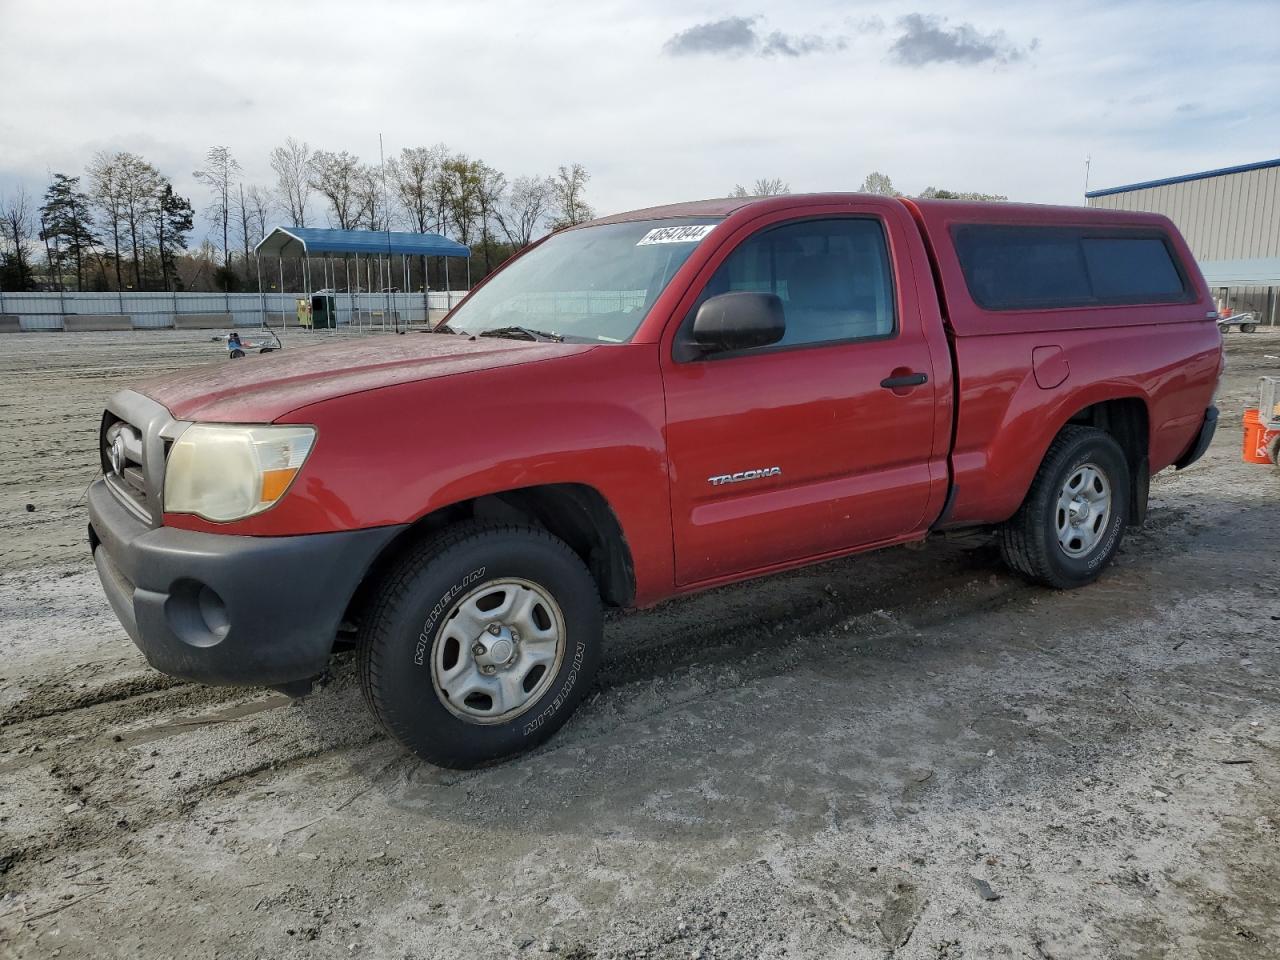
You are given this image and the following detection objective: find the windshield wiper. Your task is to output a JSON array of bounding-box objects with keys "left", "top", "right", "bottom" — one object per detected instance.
[{"left": 477, "top": 325, "right": 564, "bottom": 343}]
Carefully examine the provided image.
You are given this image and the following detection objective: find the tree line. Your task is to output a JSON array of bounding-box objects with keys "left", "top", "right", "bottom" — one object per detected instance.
[
  {"left": 730, "top": 172, "right": 1006, "bottom": 201},
  {"left": 0, "top": 140, "right": 595, "bottom": 293},
  {"left": 2, "top": 156, "right": 1008, "bottom": 294}
]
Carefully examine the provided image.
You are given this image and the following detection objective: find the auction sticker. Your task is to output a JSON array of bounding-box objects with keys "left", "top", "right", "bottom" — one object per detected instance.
[{"left": 636, "top": 224, "right": 717, "bottom": 245}]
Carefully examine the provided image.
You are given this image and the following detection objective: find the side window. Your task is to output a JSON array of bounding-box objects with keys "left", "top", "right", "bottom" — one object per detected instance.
[
  {"left": 953, "top": 227, "right": 1091, "bottom": 309},
  {"left": 689, "top": 218, "right": 896, "bottom": 349},
  {"left": 1080, "top": 237, "right": 1186, "bottom": 301},
  {"left": 953, "top": 225, "right": 1190, "bottom": 310}
]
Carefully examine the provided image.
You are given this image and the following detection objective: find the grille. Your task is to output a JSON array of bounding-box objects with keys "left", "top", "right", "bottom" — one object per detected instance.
[{"left": 102, "top": 414, "right": 153, "bottom": 522}]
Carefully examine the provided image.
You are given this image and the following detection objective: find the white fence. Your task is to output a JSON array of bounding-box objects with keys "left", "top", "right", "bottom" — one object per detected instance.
[{"left": 0, "top": 291, "right": 467, "bottom": 331}]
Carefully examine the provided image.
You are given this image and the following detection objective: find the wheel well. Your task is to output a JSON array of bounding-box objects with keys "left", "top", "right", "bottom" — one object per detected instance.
[
  {"left": 1064, "top": 397, "right": 1150, "bottom": 524},
  {"left": 1066, "top": 398, "right": 1149, "bottom": 464},
  {"left": 343, "top": 484, "right": 635, "bottom": 631}
]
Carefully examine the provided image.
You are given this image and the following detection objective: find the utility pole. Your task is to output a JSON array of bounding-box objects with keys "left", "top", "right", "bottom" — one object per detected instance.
[
  {"left": 1083, "top": 156, "right": 1092, "bottom": 199},
  {"left": 379, "top": 133, "right": 397, "bottom": 333}
]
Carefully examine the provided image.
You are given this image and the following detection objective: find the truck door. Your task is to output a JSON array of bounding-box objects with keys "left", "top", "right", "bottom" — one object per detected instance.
[{"left": 661, "top": 210, "right": 940, "bottom": 586}]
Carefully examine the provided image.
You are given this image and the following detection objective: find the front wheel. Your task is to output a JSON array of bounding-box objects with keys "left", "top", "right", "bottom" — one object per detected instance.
[
  {"left": 357, "top": 523, "right": 603, "bottom": 768},
  {"left": 999, "top": 426, "right": 1130, "bottom": 589}
]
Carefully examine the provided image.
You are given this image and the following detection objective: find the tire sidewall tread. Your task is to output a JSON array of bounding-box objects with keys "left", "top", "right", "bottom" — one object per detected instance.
[
  {"left": 1000, "top": 426, "right": 1131, "bottom": 589},
  {"left": 357, "top": 522, "right": 603, "bottom": 768}
]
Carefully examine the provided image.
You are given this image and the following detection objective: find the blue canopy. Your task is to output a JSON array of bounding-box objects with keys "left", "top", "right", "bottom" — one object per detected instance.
[{"left": 255, "top": 226, "right": 470, "bottom": 259}]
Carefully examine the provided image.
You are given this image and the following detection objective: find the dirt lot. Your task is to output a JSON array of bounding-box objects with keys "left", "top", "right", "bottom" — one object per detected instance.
[{"left": 1, "top": 328, "right": 1277, "bottom": 959}]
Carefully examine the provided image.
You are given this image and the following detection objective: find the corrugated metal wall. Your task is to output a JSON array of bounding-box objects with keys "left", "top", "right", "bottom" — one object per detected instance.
[
  {"left": 1087, "top": 164, "right": 1279, "bottom": 260},
  {"left": 1088, "top": 163, "right": 1279, "bottom": 321}
]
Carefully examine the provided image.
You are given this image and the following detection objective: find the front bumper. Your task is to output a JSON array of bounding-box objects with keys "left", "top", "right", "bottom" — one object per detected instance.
[
  {"left": 87, "top": 478, "right": 405, "bottom": 686},
  {"left": 1174, "top": 404, "right": 1218, "bottom": 470}
]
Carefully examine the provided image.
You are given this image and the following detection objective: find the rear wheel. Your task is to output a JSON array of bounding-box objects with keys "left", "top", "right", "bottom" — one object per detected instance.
[
  {"left": 1240, "top": 322, "right": 1257, "bottom": 333},
  {"left": 357, "top": 523, "right": 603, "bottom": 768},
  {"left": 1000, "top": 426, "right": 1130, "bottom": 589}
]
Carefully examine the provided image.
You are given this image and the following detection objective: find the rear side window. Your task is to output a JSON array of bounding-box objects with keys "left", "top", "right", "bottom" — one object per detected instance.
[
  {"left": 1080, "top": 237, "right": 1185, "bottom": 301},
  {"left": 953, "top": 226, "right": 1189, "bottom": 311}
]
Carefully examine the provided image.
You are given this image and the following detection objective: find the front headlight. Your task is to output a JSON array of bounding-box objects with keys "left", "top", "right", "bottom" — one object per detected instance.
[{"left": 164, "top": 424, "right": 316, "bottom": 522}]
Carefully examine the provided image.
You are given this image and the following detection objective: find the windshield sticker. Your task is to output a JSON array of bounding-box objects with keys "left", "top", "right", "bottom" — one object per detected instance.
[{"left": 636, "top": 224, "right": 717, "bottom": 246}]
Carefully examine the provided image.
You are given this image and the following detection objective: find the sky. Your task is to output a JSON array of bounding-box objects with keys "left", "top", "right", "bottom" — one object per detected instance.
[{"left": 1, "top": 0, "right": 1277, "bottom": 243}]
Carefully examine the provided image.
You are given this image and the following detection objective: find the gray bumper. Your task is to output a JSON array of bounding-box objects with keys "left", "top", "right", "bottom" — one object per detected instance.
[{"left": 87, "top": 478, "right": 405, "bottom": 687}]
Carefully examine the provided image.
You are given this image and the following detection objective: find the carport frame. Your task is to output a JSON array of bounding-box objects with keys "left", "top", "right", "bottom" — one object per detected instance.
[{"left": 254, "top": 226, "right": 471, "bottom": 334}]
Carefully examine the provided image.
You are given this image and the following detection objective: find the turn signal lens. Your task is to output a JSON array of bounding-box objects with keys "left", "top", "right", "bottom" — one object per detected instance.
[{"left": 164, "top": 424, "right": 316, "bottom": 522}]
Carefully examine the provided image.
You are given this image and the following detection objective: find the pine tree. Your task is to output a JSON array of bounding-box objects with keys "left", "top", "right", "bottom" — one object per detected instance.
[
  {"left": 153, "top": 181, "right": 194, "bottom": 292},
  {"left": 40, "top": 174, "right": 99, "bottom": 290}
]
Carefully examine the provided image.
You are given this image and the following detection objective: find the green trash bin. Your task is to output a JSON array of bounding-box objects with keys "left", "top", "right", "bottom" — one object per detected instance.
[{"left": 311, "top": 293, "right": 336, "bottom": 329}]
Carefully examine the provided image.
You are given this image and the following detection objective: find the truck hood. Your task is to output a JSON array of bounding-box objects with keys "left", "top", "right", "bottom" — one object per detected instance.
[{"left": 138, "top": 334, "right": 596, "bottom": 422}]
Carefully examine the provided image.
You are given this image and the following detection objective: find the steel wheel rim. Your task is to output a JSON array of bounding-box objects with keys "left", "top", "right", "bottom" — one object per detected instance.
[
  {"left": 430, "top": 577, "right": 566, "bottom": 724},
  {"left": 1055, "top": 462, "right": 1112, "bottom": 558}
]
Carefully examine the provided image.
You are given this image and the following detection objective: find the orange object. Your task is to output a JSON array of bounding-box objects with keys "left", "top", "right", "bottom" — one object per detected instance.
[
  {"left": 259, "top": 467, "right": 298, "bottom": 503},
  {"left": 1242, "top": 408, "right": 1279, "bottom": 464}
]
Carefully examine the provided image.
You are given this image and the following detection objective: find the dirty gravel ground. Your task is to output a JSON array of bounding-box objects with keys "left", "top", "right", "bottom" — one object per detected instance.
[{"left": 1, "top": 329, "right": 1277, "bottom": 960}]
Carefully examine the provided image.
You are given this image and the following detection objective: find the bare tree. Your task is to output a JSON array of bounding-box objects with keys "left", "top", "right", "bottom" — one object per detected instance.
[
  {"left": 233, "top": 184, "right": 264, "bottom": 282},
  {"left": 88, "top": 151, "right": 127, "bottom": 289},
  {"left": 356, "top": 165, "right": 391, "bottom": 231},
  {"left": 269, "top": 137, "right": 312, "bottom": 227},
  {"left": 391, "top": 144, "right": 448, "bottom": 234},
  {"left": 730, "top": 177, "right": 790, "bottom": 197},
  {"left": 473, "top": 162, "right": 507, "bottom": 274},
  {"left": 308, "top": 150, "right": 364, "bottom": 229},
  {"left": 495, "top": 175, "right": 553, "bottom": 249},
  {"left": 1, "top": 187, "right": 35, "bottom": 290},
  {"left": 429, "top": 155, "right": 453, "bottom": 235},
  {"left": 194, "top": 146, "right": 242, "bottom": 268},
  {"left": 550, "top": 163, "right": 593, "bottom": 229},
  {"left": 117, "top": 152, "right": 162, "bottom": 289},
  {"left": 245, "top": 185, "right": 274, "bottom": 239}
]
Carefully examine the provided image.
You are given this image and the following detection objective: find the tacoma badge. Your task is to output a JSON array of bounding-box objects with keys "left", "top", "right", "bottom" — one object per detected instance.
[{"left": 707, "top": 467, "right": 782, "bottom": 486}]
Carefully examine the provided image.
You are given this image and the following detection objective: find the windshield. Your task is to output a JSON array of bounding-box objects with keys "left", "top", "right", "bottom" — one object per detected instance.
[{"left": 443, "top": 217, "right": 723, "bottom": 343}]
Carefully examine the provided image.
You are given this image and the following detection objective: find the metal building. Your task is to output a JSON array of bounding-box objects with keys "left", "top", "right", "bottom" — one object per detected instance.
[{"left": 1086, "top": 158, "right": 1280, "bottom": 325}]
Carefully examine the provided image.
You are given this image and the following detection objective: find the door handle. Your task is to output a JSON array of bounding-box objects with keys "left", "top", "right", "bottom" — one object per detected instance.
[{"left": 880, "top": 372, "right": 928, "bottom": 389}]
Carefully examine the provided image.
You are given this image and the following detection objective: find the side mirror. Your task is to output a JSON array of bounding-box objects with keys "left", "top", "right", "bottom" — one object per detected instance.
[{"left": 690, "top": 291, "right": 785, "bottom": 355}]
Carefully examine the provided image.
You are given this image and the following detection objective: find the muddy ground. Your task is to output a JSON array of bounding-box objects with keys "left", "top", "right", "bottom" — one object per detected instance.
[{"left": 1, "top": 328, "right": 1277, "bottom": 959}]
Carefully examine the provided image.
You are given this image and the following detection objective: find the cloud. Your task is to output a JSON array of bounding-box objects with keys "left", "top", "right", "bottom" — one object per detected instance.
[
  {"left": 663, "top": 17, "right": 759, "bottom": 56},
  {"left": 664, "top": 16, "right": 845, "bottom": 59},
  {"left": 889, "top": 14, "right": 1034, "bottom": 67}
]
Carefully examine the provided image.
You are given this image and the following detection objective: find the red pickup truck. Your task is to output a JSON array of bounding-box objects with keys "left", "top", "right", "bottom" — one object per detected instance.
[{"left": 89, "top": 194, "right": 1221, "bottom": 767}]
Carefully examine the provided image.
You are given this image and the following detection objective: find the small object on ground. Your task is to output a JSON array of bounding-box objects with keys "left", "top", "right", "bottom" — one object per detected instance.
[
  {"left": 1241, "top": 408, "right": 1279, "bottom": 464},
  {"left": 25, "top": 503, "right": 34, "bottom": 512},
  {"left": 1219, "top": 758, "right": 1254, "bottom": 764},
  {"left": 972, "top": 878, "right": 1001, "bottom": 901}
]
